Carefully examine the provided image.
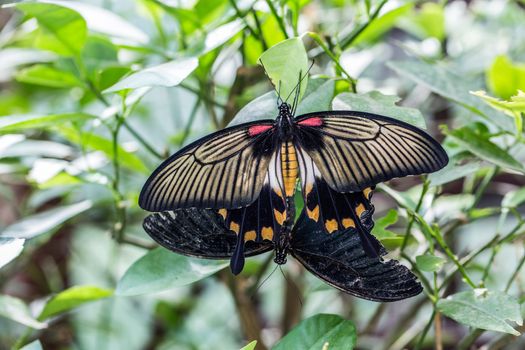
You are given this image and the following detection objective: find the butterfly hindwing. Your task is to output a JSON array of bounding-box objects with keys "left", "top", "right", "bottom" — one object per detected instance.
[
  {"left": 143, "top": 209, "right": 273, "bottom": 259},
  {"left": 294, "top": 111, "right": 448, "bottom": 193},
  {"left": 290, "top": 211, "right": 422, "bottom": 301},
  {"left": 139, "top": 120, "right": 277, "bottom": 211}
]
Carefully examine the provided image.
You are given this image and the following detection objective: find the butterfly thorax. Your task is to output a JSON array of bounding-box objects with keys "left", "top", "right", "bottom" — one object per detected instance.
[{"left": 276, "top": 102, "right": 294, "bottom": 135}]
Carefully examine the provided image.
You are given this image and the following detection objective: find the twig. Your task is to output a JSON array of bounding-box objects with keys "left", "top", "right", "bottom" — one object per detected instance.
[
  {"left": 265, "top": 0, "right": 289, "bottom": 39},
  {"left": 339, "top": 0, "right": 389, "bottom": 50}
]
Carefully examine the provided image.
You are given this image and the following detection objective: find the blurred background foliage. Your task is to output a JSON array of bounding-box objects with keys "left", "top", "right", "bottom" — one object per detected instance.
[{"left": 1, "top": 0, "right": 525, "bottom": 349}]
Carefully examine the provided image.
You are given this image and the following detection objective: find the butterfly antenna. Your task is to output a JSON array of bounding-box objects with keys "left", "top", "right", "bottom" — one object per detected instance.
[
  {"left": 278, "top": 266, "right": 303, "bottom": 307},
  {"left": 250, "top": 264, "right": 279, "bottom": 299},
  {"left": 259, "top": 59, "right": 283, "bottom": 105},
  {"left": 284, "top": 60, "right": 315, "bottom": 104}
]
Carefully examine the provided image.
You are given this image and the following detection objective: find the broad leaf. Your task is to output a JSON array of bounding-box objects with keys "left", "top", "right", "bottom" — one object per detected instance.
[
  {"left": 472, "top": 90, "right": 525, "bottom": 116},
  {"left": 16, "top": 2, "right": 87, "bottom": 56},
  {"left": 0, "top": 237, "right": 24, "bottom": 269},
  {"left": 388, "top": 60, "right": 513, "bottom": 131},
  {"left": 0, "top": 113, "right": 94, "bottom": 133},
  {"left": 416, "top": 254, "right": 446, "bottom": 272},
  {"left": 446, "top": 126, "right": 524, "bottom": 172},
  {"left": 104, "top": 57, "right": 199, "bottom": 93},
  {"left": 20, "top": 340, "right": 43, "bottom": 350},
  {"left": 1, "top": 200, "right": 92, "bottom": 239},
  {"left": 15, "top": 64, "right": 82, "bottom": 88},
  {"left": 42, "top": 0, "right": 148, "bottom": 43},
  {"left": 273, "top": 314, "right": 356, "bottom": 350},
  {"left": 240, "top": 341, "right": 257, "bottom": 350},
  {"left": 428, "top": 162, "right": 481, "bottom": 186},
  {"left": 39, "top": 285, "right": 113, "bottom": 320},
  {"left": 437, "top": 290, "right": 523, "bottom": 336},
  {"left": 0, "top": 295, "right": 47, "bottom": 329},
  {"left": 486, "top": 55, "right": 525, "bottom": 100},
  {"left": 116, "top": 248, "right": 228, "bottom": 296},
  {"left": 258, "top": 37, "right": 309, "bottom": 103},
  {"left": 333, "top": 91, "right": 426, "bottom": 128}
]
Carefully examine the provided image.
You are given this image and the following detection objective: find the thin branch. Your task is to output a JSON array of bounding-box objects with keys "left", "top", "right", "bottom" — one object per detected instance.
[
  {"left": 339, "top": 0, "right": 389, "bottom": 50},
  {"left": 265, "top": 0, "right": 289, "bottom": 39}
]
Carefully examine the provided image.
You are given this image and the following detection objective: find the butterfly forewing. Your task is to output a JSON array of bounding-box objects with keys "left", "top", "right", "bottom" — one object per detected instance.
[
  {"left": 139, "top": 121, "right": 277, "bottom": 211},
  {"left": 294, "top": 112, "right": 448, "bottom": 193}
]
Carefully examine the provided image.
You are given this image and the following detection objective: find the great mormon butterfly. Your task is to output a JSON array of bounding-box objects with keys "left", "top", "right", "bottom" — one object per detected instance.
[
  {"left": 143, "top": 189, "right": 423, "bottom": 301},
  {"left": 140, "top": 101, "right": 447, "bottom": 254}
]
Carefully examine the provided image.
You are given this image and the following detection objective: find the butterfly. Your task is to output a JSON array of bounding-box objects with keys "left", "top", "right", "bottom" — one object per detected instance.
[
  {"left": 142, "top": 187, "right": 423, "bottom": 301},
  {"left": 139, "top": 99, "right": 448, "bottom": 274}
]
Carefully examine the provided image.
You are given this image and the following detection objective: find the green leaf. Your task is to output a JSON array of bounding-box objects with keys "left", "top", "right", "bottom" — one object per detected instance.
[
  {"left": 240, "top": 340, "right": 257, "bottom": 350},
  {"left": 487, "top": 55, "right": 525, "bottom": 100},
  {"left": 273, "top": 314, "right": 356, "bottom": 350},
  {"left": 15, "top": 64, "right": 82, "bottom": 88},
  {"left": 20, "top": 340, "right": 43, "bottom": 350},
  {"left": 57, "top": 127, "right": 148, "bottom": 173},
  {"left": 372, "top": 209, "right": 398, "bottom": 239},
  {"left": 446, "top": 126, "right": 524, "bottom": 172},
  {"left": 400, "top": 3, "right": 445, "bottom": 41},
  {"left": 1, "top": 200, "right": 92, "bottom": 239},
  {"left": 472, "top": 90, "right": 525, "bottom": 116},
  {"left": 17, "top": 2, "right": 87, "bottom": 56},
  {"left": 388, "top": 60, "right": 513, "bottom": 131},
  {"left": 0, "top": 113, "right": 94, "bottom": 133},
  {"left": 437, "top": 290, "right": 523, "bottom": 336},
  {"left": 502, "top": 187, "right": 525, "bottom": 208},
  {"left": 104, "top": 57, "right": 199, "bottom": 93},
  {"left": 0, "top": 237, "right": 25, "bottom": 269},
  {"left": 244, "top": 13, "right": 287, "bottom": 65},
  {"left": 42, "top": 0, "right": 148, "bottom": 43},
  {"left": 296, "top": 79, "right": 335, "bottom": 116},
  {"left": 39, "top": 285, "right": 113, "bottom": 320},
  {"left": 416, "top": 254, "right": 446, "bottom": 272},
  {"left": 0, "top": 295, "right": 47, "bottom": 329},
  {"left": 116, "top": 248, "right": 229, "bottom": 296},
  {"left": 428, "top": 162, "right": 481, "bottom": 186},
  {"left": 351, "top": 4, "right": 413, "bottom": 46},
  {"left": 258, "top": 37, "right": 309, "bottom": 103},
  {"left": 333, "top": 91, "right": 426, "bottom": 128}
]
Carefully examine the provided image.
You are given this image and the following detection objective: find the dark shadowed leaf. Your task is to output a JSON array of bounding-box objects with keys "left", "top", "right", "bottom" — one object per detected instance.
[
  {"left": 273, "top": 314, "right": 356, "bottom": 350},
  {"left": 116, "top": 248, "right": 228, "bottom": 296}
]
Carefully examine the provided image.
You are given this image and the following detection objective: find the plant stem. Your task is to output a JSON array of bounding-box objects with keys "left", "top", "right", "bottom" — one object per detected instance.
[
  {"left": 265, "top": 0, "right": 289, "bottom": 39},
  {"left": 339, "top": 0, "right": 389, "bottom": 50},
  {"left": 401, "top": 179, "right": 429, "bottom": 253}
]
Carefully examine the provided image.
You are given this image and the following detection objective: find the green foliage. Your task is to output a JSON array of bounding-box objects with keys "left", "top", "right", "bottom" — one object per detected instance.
[
  {"left": 273, "top": 314, "right": 356, "bottom": 349},
  {"left": 1, "top": 0, "right": 525, "bottom": 349},
  {"left": 116, "top": 248, "right": 229, "bottom": 296}
]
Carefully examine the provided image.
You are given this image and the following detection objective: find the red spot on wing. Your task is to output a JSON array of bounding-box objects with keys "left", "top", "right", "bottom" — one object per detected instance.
[
  {"left": 297, "top": 117, "right": 323, "bottom": 127},
  {"left": 248, "top": 124, "right": 273, "bottom": 136}
]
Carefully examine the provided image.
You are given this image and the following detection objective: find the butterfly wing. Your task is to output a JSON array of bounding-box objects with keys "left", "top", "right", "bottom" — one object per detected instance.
[
  {"left": 139, "top": 120, "right": 277, "bottom": 211},
  {"left": 294, "top": 111, "right": 448, "bottom": 193},
  {"left": 143, "top": 208, "right": 273, "bottom": 261},
  {"left": 290, "top": 210, "right": 422, "bottom": 302}
]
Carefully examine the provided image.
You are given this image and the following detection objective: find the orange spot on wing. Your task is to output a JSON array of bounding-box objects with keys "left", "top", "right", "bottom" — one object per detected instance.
[
  {"left": 261, "top": 227, "right": 273, "bottom": 240},
  {"left": 342, "top": 218, "right": 356, "bottom": 228},
  {"left": 356, "top": 203, "right": 366, "bottom": 218},
  {"left": 325, "top": 219, "right": 338, "bottom": 233},
  {"left": 244, "top": 230, "right": 256, "bottom": 241},
  {"left": 218, "top": 209, "right": 227, "bottom": 220},
  {"left": 307, "top": 205, "right": 319, "bottom": 222},
  {"left": 363, "top": 187, "right": 373, "bottom": 199},
  {"left": 274, "top": 209, "right": 286, "bottom": 225},
  {"left": 229, "top": 221, "right": 240, "bottom": 234}
]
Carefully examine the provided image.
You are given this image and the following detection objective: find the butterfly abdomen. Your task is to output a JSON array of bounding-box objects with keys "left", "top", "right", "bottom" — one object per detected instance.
[{"left": 281, "top": 141, "right": 299, "bottom": 197}]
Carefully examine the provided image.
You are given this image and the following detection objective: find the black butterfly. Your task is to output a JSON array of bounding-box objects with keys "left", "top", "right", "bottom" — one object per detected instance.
[
  {"left": 142, "top": 187, "right": 423, "bottom": 301},
  {"left": 139, "top": 101, "right": 448, "bottom": 272}
]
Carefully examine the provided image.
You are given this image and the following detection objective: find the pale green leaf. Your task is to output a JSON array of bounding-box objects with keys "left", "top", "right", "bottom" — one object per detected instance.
[
  {"left": 258, "top": 37, "right": 309, "bottom": 103},
  {"left": 428, "top": 162, "right": 481, "bottom": 186},
  {"left": 416, "top": 254, "right": 446, "bottom": 272},
  {"left": 0, "top": 113, "right": 94, "bottom": 132},
  {"left": 240, "top": 340, "right": 257, "bottom": 350},
  {"left": 502, "top": 187, "right": 525, "bottom": 208},
  {"left": 333, "top": 91, "right": 426, "bottom": 128},
  {"left": 116, "top": 248, "right": 229, "bottom": 296},
  {"left": 104, "top": 57, "right": 199, "bottom": 93},
  {"left": 437, "top": 290, "right": 523, "bottom": 336},
  {"left": 0, "top": 237, "right": 25, "bottom": 269},
  {"left": 0, "top": 295, "right": 47, "bottom": 329},
  {"left": 487, "top": 56, "right": 525, "bottom": 100},
  {"left": 1, "top": 200, "right": 92, "bottom": 239},
  {"left": 16, "top": 64, "right": 82, "bottom": 88}
]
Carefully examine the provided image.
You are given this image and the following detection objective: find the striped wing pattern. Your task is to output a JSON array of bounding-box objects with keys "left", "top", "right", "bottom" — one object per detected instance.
[
  {"left": 295, "top": 113, "right": 449, "bottom": 193},
  {"left": 139, "top": 121, "right": 276, "bottom": 211}
]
